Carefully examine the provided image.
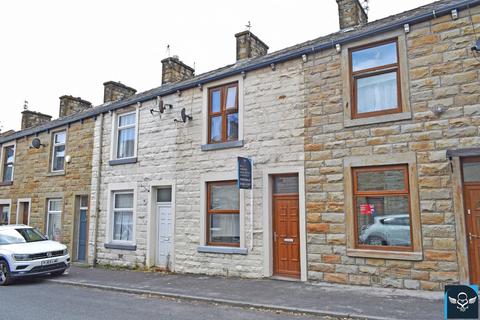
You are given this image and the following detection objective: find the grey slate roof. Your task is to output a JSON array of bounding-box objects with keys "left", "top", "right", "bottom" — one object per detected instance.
[{"left": 1, "top": 0, "right": 476, "bottom": 144}]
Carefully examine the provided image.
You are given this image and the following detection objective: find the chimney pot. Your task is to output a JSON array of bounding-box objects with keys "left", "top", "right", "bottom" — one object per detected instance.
[
  {"left": 21, "top": 110, "right": 52, "bottom": 130},
  {"left": 235, "top": 31, "right": 269, "bottom": 61},
  {"left": 336, "top": 0, "right": 368, "bottom": 30},
  {"left": 103, "top": 81, "right": 137, "bottom": 103},
  {"left": 59, "top": 96, "right": 92, "bottom": 118},
  {"left": 161, "top": 57, "right": 195, "bottom": 84}
]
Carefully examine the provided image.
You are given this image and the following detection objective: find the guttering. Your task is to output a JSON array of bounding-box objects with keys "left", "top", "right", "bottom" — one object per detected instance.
[
  {"left": 92, "top": 113, "right": 104, "bottom": 267},
  {"left": 1, "top": 0, "right": 478, "bottom": 145}
]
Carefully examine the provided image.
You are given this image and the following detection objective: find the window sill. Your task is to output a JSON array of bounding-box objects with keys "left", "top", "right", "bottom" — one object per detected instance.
[
  {"left": 104, "top": 243, "right": 137, "bottom": 251},
  {"left": 344, "top": 112, "right": 411, "bottom": 128},
  {"left": 109, "top": 157, "right": 137, "bottom": 166},
  {"left": 197, "top": 245, "right": 248, "bottom": 255},
  {"left": 47, "top": 171, "right": 65, "bottom": 177},
  {"left": 201, "top": 140, "right": 244, "bottom": 151},
  {"left": 0, "top": 181, "right": 13, "bottom": 187},
  {"left": 347, "top": 248, "right": 422, "bottom": 261}
]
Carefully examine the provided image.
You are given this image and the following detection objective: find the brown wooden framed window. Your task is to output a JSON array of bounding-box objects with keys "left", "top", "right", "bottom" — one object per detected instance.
[
  {"left": 208, "top": 82, "right": 238, "bottom": 144},
  {"left": 349, "top": 38, "right": 402, "bottom": 119},
  {"left": 352, "top": 165, "right": 413, "bottom": 251},
  {"left": 206, "top": 181, "right": 239, "bottom": 247}
]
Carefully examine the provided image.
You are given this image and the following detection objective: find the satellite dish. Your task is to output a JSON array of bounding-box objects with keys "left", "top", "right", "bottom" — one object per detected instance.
[
  {"left": 180, "top": 108, "right": 193, "bottom": 123},
  {"left": 31, "top": 138, "right": 44, "bottom": 149}
]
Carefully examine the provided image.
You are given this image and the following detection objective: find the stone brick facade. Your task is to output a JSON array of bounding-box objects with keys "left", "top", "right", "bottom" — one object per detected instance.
[
  {"left": 161, "top": 57, "right": 195, "bottom": 84},
  {"left": 0, "top": 117, "right": 94, "bottom": 259},
  {"left": 59, "top": 96, "right": 92, "bottom": 118},
  {"left": 303, "top": 8, "right": 480, "bottom": 290},
  {"left": 87, "top": 2, "right": 480, "bottom": 291},
  {"left": 235, "top": 31, "right": 269, "bottom": 61},
  {"left": 336, "top": 0, "right": 368, "bottom": 30},
  {"left": 103, "top": 81, "right": 137, "bottom": 103}
]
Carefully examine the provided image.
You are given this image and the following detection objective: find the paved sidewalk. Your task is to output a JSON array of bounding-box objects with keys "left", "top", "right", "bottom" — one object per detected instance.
[{"left": 51, "top": 266, "right": 444, "bottom": 320}]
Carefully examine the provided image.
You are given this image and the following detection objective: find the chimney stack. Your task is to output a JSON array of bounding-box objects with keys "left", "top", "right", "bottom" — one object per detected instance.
[
  {"left": 235, "top": 31, "right": 269, "bottom": 61},
  {"left": 21, "top": 110, "right": 52, "bottom": 130},
  {"left": 336, "top": 0, "right": 368, "bottom": 30},
  {"left": 103, "top": 81, "right": 137, "bottom": 103},
  {"left": 161, "top": 56, "right": 195, "bottom": 84},
  {"left": 59, "top": 96, "right": 92, "bottom": 118}
]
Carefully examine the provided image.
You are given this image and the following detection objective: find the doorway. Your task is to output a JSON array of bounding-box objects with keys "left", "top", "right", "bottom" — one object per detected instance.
[
  {"left": 156, "top": 187, "right": 172, "bottom": 268},
  {"left": 16, "top": 200, "right": 30, "bottom": 225},
  {"left": 74, "top": 196, "right": 89, "bottom": 262},
  {"left": 463, "top": 157, "right": 480, "bottom": 284},
  {"left": 272, "top": 174, "right": 300, "bottom": 279}
]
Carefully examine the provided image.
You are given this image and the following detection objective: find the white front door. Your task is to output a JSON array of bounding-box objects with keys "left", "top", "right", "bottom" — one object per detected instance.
[{"left": 156, "top": 188, "right": 172, "bottom": 267}]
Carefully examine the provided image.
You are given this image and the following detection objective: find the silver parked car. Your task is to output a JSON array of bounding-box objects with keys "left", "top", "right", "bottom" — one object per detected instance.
[
  {"left": 0, "top": 225, "right": 70, "bottom": 285},
  {"left": 359, "top": 214, "right": 411, "bottom": 247}
]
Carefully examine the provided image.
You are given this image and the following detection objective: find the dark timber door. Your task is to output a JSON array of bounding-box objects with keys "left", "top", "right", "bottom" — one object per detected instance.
[
  {"left": 20, "top": 202, "right": 29, "bottom": 225},
  {"left": 463, "top": 158, "right": 480, "bottom": 284},
  {"left": 273, "top": 175, "right": 300, "bottom": 278}
]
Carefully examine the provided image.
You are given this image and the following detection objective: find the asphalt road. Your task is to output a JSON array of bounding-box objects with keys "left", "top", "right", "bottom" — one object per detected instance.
[{"left": 0, "top": 280, "right": 329, "bottom": 320}]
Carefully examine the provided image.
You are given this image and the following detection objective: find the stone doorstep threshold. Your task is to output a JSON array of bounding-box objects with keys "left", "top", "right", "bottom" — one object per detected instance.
[{"left": 48, "top": 279, "right": 391, "bottom": 320}]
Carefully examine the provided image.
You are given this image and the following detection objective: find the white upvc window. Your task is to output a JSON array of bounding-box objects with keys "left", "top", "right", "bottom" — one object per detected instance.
[
  {"left": 113, "top": 111, "right": 137, "bottom": 160},
  {"left": 0, "top": 199, "right": 11, "bottom": 225},
  {"left": 112, "top": 191, "right": 134, "bottom": 242},
  {"left": 51, "top": 131, "right": 66, "bottom": 172},
  {"left": 1, "top": 144, "right": 15, "bottom": 182},
  {"left": 46, "top": 199, "right": 62, "bottom": 241}
]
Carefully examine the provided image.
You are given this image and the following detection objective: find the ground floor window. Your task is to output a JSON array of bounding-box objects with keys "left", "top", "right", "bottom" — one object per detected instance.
[
  {"left": 0, "top": 203, "right": 9, "bottom": 225},
  {"left": 207, "top": 181, "right": 239, "bottom": 247},
  {"left": 47, "top": 199, "right": 62, "bottom": 241},
  {"left": 353, "top": 165, "right": 412, "bottom": 251},
  {"left": 112, "top": 192, "right": 134, "bottom": 242}
]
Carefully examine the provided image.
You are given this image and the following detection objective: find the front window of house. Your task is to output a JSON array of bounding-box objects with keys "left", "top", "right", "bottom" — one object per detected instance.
[
  {"left": 2, "top": 146, "right": 14, "bottom": 182},
  {"left": 51, "top": 131, "right": 66, "bottom": 172},
  {"left": 353, "top": 165, "right": 412, "bottom": 250},
  {"left": 116, "top": 112, "right": 136, "bottom": 159},
  {"left": 207, "top": 181, "right": 239, "bottom": 246},
  {"left": 208, "top": 82, "right": 238, "bottom": 143},
  {"left": 47, "top": 199, "right": 62, "bottom": 241},
  {"left": 0, "top": 204, "right": 9, "bottom": 225},
  {"left": 350, "top": 39, "right": 401, "bottom": 118},
  {"left": 112, "top": 192, "right": 134, "bottom": 242}
]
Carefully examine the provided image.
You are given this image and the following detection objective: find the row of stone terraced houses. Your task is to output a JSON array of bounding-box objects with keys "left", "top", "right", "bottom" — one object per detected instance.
[{"left": 1, "top": 0, "right": 480, "bottom": 291}]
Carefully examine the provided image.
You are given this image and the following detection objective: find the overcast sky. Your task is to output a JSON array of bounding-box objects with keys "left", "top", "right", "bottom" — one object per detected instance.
[{"left": 0, "top": 0, "right": 433, "bottom": 132}]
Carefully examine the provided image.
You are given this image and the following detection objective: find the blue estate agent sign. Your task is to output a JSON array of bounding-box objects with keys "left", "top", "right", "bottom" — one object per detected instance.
[{"left": 237, "top": 157, "right": 252, "bottom": 190}]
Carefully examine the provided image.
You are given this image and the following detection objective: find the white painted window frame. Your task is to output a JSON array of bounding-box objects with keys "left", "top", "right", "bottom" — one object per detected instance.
[
  {"left": 46, "top": 198, "right": 62, "bottom": 238},
  {"left": 51, "top": 130, "right": 67, "bottom": 172},
  {"left": 0, "top": 141, "right": 16, "bottom": 182},
  {"left": 0, "top": 199, "right": 12, "bottom": 225},
  {"left": 16, "top": 198, "right": 31, "bottom": 225},
  {"left": 199, "top": 172, "right": 246, "bottom": 251},
  {"left": 202, "top": 75, "right": 244, "bottom": 145},
  {"left": 110, "top": 107, "right": 140, "bottom": 161},
  {"left": 106, "top": 183, "right": 137, "bottom": 246}
]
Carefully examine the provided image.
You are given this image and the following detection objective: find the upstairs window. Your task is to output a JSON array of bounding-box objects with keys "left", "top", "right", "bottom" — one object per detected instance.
[
  {"left": 350, "top": 39, "right": 401, "bottom": 119},
  {"left": 2, "top": 146, "right": 14, "bottom": 182},
  {"left": 51, "top": 131, "right": 66, "bottom": 172},
  {"left": 208, "top": 82, "right": 238, "bottom": 144},
  {"left": 116, "top": 112, "right": 136, "bottom": 159}
]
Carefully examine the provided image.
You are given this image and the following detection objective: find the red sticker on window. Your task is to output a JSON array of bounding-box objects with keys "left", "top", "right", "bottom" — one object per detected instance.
[{"left": 360, "top": 204, "right": 375, "bottom": 215}]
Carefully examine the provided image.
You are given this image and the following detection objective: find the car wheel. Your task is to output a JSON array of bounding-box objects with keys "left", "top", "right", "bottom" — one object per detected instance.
[
  {"left": 367, "top": 236, "right": 387, "bottom": 246},
  {"left": 50, "top": 269, "right": 66, "bottom": 277},
  {"left": 0, "top": 260, "right": 11, "bottom": 286}
]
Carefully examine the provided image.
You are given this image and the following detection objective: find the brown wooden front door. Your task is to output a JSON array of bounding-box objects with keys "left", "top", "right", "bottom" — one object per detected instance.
[
  {"left": 462, "top": 158, "right": 480, "bottom": 284},
  {"left": 273, "top": 175, "right": 300, "bottom": 278},
  {"left": 21, "top": 202, "right": 29, "bottom": 225}
]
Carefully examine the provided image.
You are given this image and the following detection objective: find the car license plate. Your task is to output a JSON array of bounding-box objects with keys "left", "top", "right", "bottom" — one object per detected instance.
[{"left": 41, "top": 259, "right": 58, "bottom": 266}]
